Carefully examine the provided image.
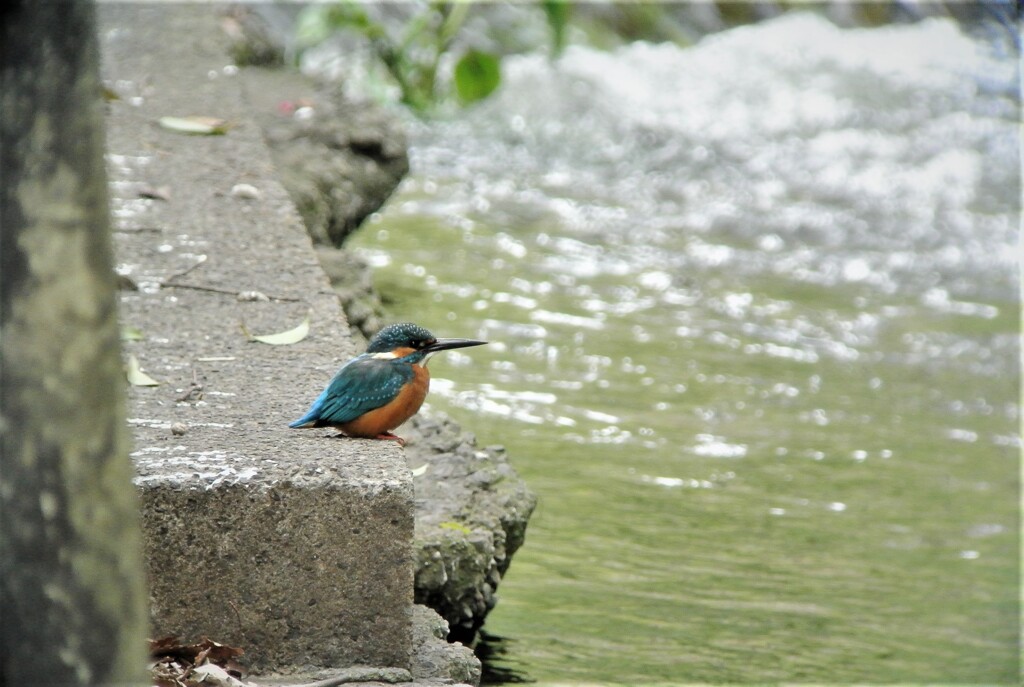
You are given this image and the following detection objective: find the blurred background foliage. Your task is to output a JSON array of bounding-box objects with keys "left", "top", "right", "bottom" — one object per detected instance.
[{"left": 293, "top": 0, "right": 1016, "bottom": 116}]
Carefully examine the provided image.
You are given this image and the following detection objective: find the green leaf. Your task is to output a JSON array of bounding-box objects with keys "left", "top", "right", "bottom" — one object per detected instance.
[
  {"left": 126, "top": 355, "right": 160, "bottom": 386},
  {"left": 541, "top": 0, "right": 571, "bottom": 56},
  {"left": 297, "top": 1, "right": 386, "bottom": 49},
  {"left": 294, "top": 5, "right": 335, "bottom": 48},
  {"left": 453, "top": 49, "right": 500, "bottom": 105},
  {"left": 158, "top": 116, "right": 230, "bottom": 136},
  {"left": 243, "top": 314, "right": 311, "bottom": 345},
  {"left": 437, "top": 0, "right": 471, "bottom": 49},
  {"left": 121, "top": 325, "right": 145, "bottom": 342}
]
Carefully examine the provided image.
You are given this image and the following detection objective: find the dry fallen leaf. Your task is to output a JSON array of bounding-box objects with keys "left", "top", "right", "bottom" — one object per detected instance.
[
  {"left": 242, "top": 313, "right": 310, "bottom": 345},
  {"left": 158, "top": 115, "right": 231, "bottom": 135},
  {"left": 149, "top": 635, "right": 182, "bottom": 654},
  {"left": 126, "top": 354, "right": 160, "bottom": 386}
]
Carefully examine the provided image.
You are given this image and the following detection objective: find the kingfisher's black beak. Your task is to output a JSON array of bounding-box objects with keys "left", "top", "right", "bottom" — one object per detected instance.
[{"left": 424, "top": 338, "right": 488, "bottom": 353}]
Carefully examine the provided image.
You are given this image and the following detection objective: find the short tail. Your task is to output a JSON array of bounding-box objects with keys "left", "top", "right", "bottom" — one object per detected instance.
[
  {"left": 290, "top": 388, "right": 329, "bottom": 428},
  {"left": 288, "top": 413, "right": 319, "bottom": 429}
]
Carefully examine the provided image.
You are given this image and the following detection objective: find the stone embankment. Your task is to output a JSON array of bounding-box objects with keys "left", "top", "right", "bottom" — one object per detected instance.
[{"left": 101, "top": 5, "right": 533, "bottom": 685}]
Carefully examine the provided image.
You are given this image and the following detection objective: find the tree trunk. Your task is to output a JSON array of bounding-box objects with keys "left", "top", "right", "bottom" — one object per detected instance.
[{"left": 0, "top": 2, "right": 148, "bottom": 685}]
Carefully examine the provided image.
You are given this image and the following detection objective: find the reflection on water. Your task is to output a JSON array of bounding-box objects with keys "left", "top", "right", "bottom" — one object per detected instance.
[{"left": 348, "top": 13, "right": 1019, "bottom": 685}]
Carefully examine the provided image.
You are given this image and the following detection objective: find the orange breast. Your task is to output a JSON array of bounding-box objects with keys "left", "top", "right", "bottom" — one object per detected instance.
[{"left": 340, "top": 365, "right": 430, "bottom": 438}]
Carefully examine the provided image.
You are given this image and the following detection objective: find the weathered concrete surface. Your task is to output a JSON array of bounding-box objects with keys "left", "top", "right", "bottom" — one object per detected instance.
[
  {"left": 99, "top": 4, "right": 413, "bottom": 674},
  {"left": 137, "top": 462, "right": 411, "bottom": 674}
]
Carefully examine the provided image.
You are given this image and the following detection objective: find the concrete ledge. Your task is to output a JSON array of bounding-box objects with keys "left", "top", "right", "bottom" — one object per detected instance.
[{"left": 100, "top": 5, "right": 415, "bottom": 674}]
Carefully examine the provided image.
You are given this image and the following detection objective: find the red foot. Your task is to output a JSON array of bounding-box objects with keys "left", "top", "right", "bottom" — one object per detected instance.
[{"left": 374, "top": 432, "right": 406, "bottom": 447}]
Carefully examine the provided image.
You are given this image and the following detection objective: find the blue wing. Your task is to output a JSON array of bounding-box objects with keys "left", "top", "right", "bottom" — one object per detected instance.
[{"left": 289, "top": 355, "right": 413, "bottom": 428}]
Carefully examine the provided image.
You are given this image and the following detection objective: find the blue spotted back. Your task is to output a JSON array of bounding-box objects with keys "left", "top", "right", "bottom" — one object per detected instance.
[{"left": 289, "top": 354, "right": 415, "bottom": 428}]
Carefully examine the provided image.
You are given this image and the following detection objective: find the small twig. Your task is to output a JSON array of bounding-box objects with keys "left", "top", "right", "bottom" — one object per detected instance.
[
  {"left": 227, "top": 600, "right": 243, "bottom": 635},
  {"left": 114, "top": 225, "right": 165, "bottom": 233},
  {"left": 163, "top": 255, "right": 208, "bottom": 283},
  {"left": 161, "top": 281, "right": 303, "bottom": 303},
  {"left": 155, "top": 256, "right": 303, "bottom": 303},
  {"left": 161, "top": 282, "right": 236, "bottom": 296}
]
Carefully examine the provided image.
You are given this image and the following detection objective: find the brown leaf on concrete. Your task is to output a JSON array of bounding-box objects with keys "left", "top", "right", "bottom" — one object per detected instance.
[
  {"left": 149, "top": 635, "right": 183, "bottom": 654},
  {"left": 199, "top": 638, "right": 245, "bottom": 666}
]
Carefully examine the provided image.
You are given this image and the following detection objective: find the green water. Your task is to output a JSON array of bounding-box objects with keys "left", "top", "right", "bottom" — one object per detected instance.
[
  {"left": 332, "top": 12, "right": 1020, "bottom": 682},
  {"left": 351, "top": 206, "right": 1019, "bottom": 684}
]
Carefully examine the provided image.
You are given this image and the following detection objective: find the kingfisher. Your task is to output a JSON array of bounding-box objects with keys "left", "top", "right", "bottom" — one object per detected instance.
[{"left": 289, "top": 322, "right": 487, "bottom": 445}]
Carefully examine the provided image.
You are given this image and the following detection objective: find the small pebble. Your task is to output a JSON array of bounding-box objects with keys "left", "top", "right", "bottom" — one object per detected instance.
[
  {"left": 237, "top": 290, "right": 270, "bottom": 302},
  {"left": 170, "top": 422, "right": 188, "bottom": 436},
  {"left": 230, "top": 183, "right": 260, "bottom": 200}
]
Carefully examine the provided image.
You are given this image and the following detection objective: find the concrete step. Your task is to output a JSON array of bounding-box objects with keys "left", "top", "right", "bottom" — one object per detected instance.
[{"left": 100, "top": 4, "right": 415, "bottom": 674}]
